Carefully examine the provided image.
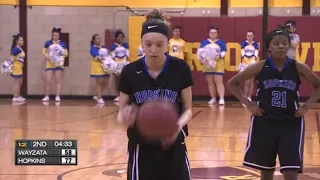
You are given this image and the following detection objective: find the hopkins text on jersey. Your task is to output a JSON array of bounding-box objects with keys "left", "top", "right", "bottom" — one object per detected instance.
[{"left": 134, "top": 89, "right": 178, "bottom": 104}]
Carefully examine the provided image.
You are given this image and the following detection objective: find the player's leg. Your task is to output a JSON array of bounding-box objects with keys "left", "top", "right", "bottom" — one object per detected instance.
[
  {"left": 248, "top": 78, "right": 254, "bottom": 100},
  {"left": 54, "top": 69, "right": 63, "bottom": 101},
  {"left": 164, "top": 141, "right": 191, "bottom": 180},
  {"left": 278, "top": 117, "right": 304, "bottom": 180},
  {"left": 205, "top": 74, "right": 216, "bottom": 104},
  {"left": 243, "top": 116, "right": 278, "bottom": 179},
  {"left": 243, "top": 79, "right": 250, "bottom": 97},
  {"left": 127, "top": 141, "right": 164, "bottom": 180},
  {"left": 214, "top": 74, "right": 225, "bottom": 105},
  {"left": 43, "top": 70, "right": 54, "bottom": 101}
]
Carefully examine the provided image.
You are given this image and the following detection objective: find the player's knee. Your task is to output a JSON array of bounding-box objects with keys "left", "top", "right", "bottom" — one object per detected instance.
[
  {"left": 260, "top": 169, "right": 275, "bottom": 180},
  {"left": 282, "top": 169, "right": 299, "bottom": 180}
]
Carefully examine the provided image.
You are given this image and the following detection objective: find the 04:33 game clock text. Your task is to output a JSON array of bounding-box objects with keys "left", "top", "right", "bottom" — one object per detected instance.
[{"left": 53, "top": 140, "right": 74, "bottom": 148}]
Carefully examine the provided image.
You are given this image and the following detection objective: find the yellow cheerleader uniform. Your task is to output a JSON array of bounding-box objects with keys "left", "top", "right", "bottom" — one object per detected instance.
[
  {"left": 241, "top": 41, "right": 259, "bottom": 64},
  {"left": 42, "top": 40, "right": 68, "bottom": 71},
  {"left": 90, "top": 45, "right": 109, "bottom": 78},
  {"left": 200, "top": 39, "right": 227, "bottom": 75},
  {"left": 11, "top": 46, "right": 25, "bottom": 78},
  {"left": 168, "top": 38, "right": 186, "bottom": 60},
  {"left": 110, "top": 42, "right": 129, "bottom": 62}
]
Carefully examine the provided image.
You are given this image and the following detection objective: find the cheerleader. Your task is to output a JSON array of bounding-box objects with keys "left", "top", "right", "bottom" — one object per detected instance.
[
  {"left": 90, "top": 34, "right": 109, "bottom": 104},
  {"left": 42, "top": 27, "right": 68, "bottom": 102},
  {"left": 109, "top": 30, "right": 129, "bottom": 102},
  {"left": 240, "top": 31, "right": 259, "bottom": 105},
  {"left": 199, "top": 26, "right": 227, "bottom": 105},
  {"left": 10, "top": 34, "right": 26, "bottom": 102}
]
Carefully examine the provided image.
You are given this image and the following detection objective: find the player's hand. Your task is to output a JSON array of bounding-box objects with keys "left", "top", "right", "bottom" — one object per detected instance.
[
  {"left": 294, "top": 105, "right": 308, "bottom": 118},
  {"left": 247, "top": 103, "right": 264, "bottom": 116},
  {"left": 161, "top": 124, "right": 180, "bottom": 149},
  {"left": 117, "top": 105, "right": 137, "bottom": 127},
  {"left": 45, "top": 54, "right": 50, "bottom": 61}
]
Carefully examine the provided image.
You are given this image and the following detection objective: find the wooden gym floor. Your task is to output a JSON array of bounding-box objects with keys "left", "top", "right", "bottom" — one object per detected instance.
[{"left": 0, "top": 100, "right": 319, "bottom": 180}]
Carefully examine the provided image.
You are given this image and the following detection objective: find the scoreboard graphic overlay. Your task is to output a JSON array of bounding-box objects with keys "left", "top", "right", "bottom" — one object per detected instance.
[{"left": 15, "top": 140, "right": 78, "bottom": 165}]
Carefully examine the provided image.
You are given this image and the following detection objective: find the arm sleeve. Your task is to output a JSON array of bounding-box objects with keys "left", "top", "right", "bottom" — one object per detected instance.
[
  {"left": 42, "top": 41, "right": 50, "bottom": 55},
  {"left": 90, "top": 47, "right": 99, "bottom": 58},
  {"left": 117, "top": 66, "right": 131, "bottom": 95},
  {"left": 180, "top": 61, "right": 194, "bottom": 89},
  {"left": 11, "top": 47, "right": 22, "bottom": 56}
]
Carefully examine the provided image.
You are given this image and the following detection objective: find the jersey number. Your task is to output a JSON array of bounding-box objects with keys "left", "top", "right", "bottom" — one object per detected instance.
[{"left": 271, "top": 91, "right": 287, "bottom": 108}]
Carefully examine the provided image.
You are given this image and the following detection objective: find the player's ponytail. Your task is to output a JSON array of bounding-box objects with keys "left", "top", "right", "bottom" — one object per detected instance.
[
  {"left": 11, "top": 34, "right": 21, "bottom": 51},
  {"left": 141, "top": 9, "right": 170, "bottom": 38},
  {"left": 144, "top": 9, "right": 170, "bottom": 28}
]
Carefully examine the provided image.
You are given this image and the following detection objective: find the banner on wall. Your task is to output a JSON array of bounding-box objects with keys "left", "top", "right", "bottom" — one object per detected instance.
[
  {"left": 128, "top": 16, "right": 320, "bottom": 97},
  {"left": 311, "top": 0, "right": 320, "bottom": 7},
  {"left": 0, "top": 0, "right": 18, "bottom": 5},
  {"left": 26, "top": 0, "right": 220, "bottom": 7}
]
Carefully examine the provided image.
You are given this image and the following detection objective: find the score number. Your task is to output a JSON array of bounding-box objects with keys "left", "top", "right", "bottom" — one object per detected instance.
[
  {"left": 61, "top": 149, "right": 76, "bottom": 156},
  {"left": 61, "top": 149, "right": 77, "bottom": 165},
  {"left": 61, "top": 157, "right": 76, "bottom": 165}
]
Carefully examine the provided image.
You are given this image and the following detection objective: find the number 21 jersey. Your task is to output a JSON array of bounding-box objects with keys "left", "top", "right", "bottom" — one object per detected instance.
[{"left": 256, "top": 57, "right": 301, "bottom": 119}]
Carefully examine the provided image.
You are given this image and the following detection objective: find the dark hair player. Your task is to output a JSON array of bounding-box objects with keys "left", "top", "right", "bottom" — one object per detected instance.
[
  {"left": 227, "top": 28, "right": 320, "bottom": 180},
  {"left": 116, "top": 9, "right": 193, "bottom": 180}
]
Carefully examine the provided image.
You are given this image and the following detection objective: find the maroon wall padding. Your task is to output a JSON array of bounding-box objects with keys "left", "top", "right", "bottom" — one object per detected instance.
[{"left": 167, "top": 16, "right": 320, "bottom": 97}]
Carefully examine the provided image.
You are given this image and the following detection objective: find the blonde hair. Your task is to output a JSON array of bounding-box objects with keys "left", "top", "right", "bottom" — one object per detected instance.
[{"left": 143, "top": 9, "right": 170, "bottom": 27}]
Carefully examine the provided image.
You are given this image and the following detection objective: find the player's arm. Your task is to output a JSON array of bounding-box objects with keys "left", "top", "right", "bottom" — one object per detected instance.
[
  {"left": 11, "top": 47, "right": 22, "bottom": 62},
  {"left": 42, "top": 41, "right": 50, "bottom": 59},
  {"left": 116, "top": 66, "right": 135, "bottom": 127},
  {"left": 296, "top": 62, "right": 320, "bottom": 108},
  {"left": 291, "top": 34, "right": 300, "bottom": 48},
  {"left": 227, "top": 60, "right": 265, "bottom": 106},
  {"left": 218, "top": 40, "right": 227, "bottom": 59},
  {"left": 177, "top": 62, "right": 194, "bottom": 129},
  {"left": 110, "top": 44, "right": 116, "bottom": 59},
  {"left": 240, "top": 42, "right": 246, "bottom": 58},
  {"left": 61, "top": 42, "right": 69, "bottom": 57},
  {"left": 123, "top": 43, "right": 130, "bottom": 61},
  {"left": 90, "top": 46, "right": 100, "bottom": 60},
  {"left": 253, "top": 42, "right": 259, "bottom": 60},
  {"left": 182, "top": 40, "right": 188, "bottom": 60}
]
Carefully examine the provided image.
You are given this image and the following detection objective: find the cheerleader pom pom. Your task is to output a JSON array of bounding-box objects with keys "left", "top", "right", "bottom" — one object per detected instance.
[
  {"left": 56, "top": 56, "right": 65, "bottom": 67},
  {"left": 115, "top": 60, "right": 129, "bottom": 76},
  {"left": 1, "top": 60, "right": 13, "bottom": 75},
  {"left": 98, "top": 48, "right": 109, "bottom": 61},
  {"left": 204, "top": 45, "right": 218, "bottom": 62},
  {"left": 197, "top": 48, "right": 206, "bottom": 63},
  {"left": 207, "top": 59, "right": 216, "bottom": 69},
  {"left": 237, "top": 63, "right": 247, "bottom": 72},
  {"left": 102, "top": 56, "right": 118, "bottom": 74}
]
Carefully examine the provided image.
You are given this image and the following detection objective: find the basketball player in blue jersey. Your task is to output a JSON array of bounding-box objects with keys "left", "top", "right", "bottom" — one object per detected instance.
[
  {"left": 90, "top": 34, "right": 109, "bottom": 104},
  {"left": 284, "top": 20, "right": 300, "bottom": 59},
  {"left": 240, "top": 31, "right": 259, "bottom": 105},
  {"left": 200, "top": 27, "right": 227, "bottom": 105},
  {"left": 42, "top": 27, "right": 68, "bottom": 102},
  {"left": 227, "top": 28, "right": 320, "bottom": 180},
  {"left": 117, "top": 9, "right": 193, "bottom": 180},
  {"left": 10, "top": 34, "right": 26, "bottom": 102},
  {"left": 110, "top": 31, "right": 129, "bottom": 102}
]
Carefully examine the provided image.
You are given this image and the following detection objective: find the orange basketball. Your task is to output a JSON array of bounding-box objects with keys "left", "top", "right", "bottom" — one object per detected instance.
[{"left": 136, "top": 100, "right": 179, "bottom": 140}]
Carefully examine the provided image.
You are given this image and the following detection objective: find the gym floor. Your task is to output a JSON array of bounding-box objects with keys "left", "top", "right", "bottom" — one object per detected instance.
[{"left": 0, "top": 100, "right": 319, "bottom": 180}]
